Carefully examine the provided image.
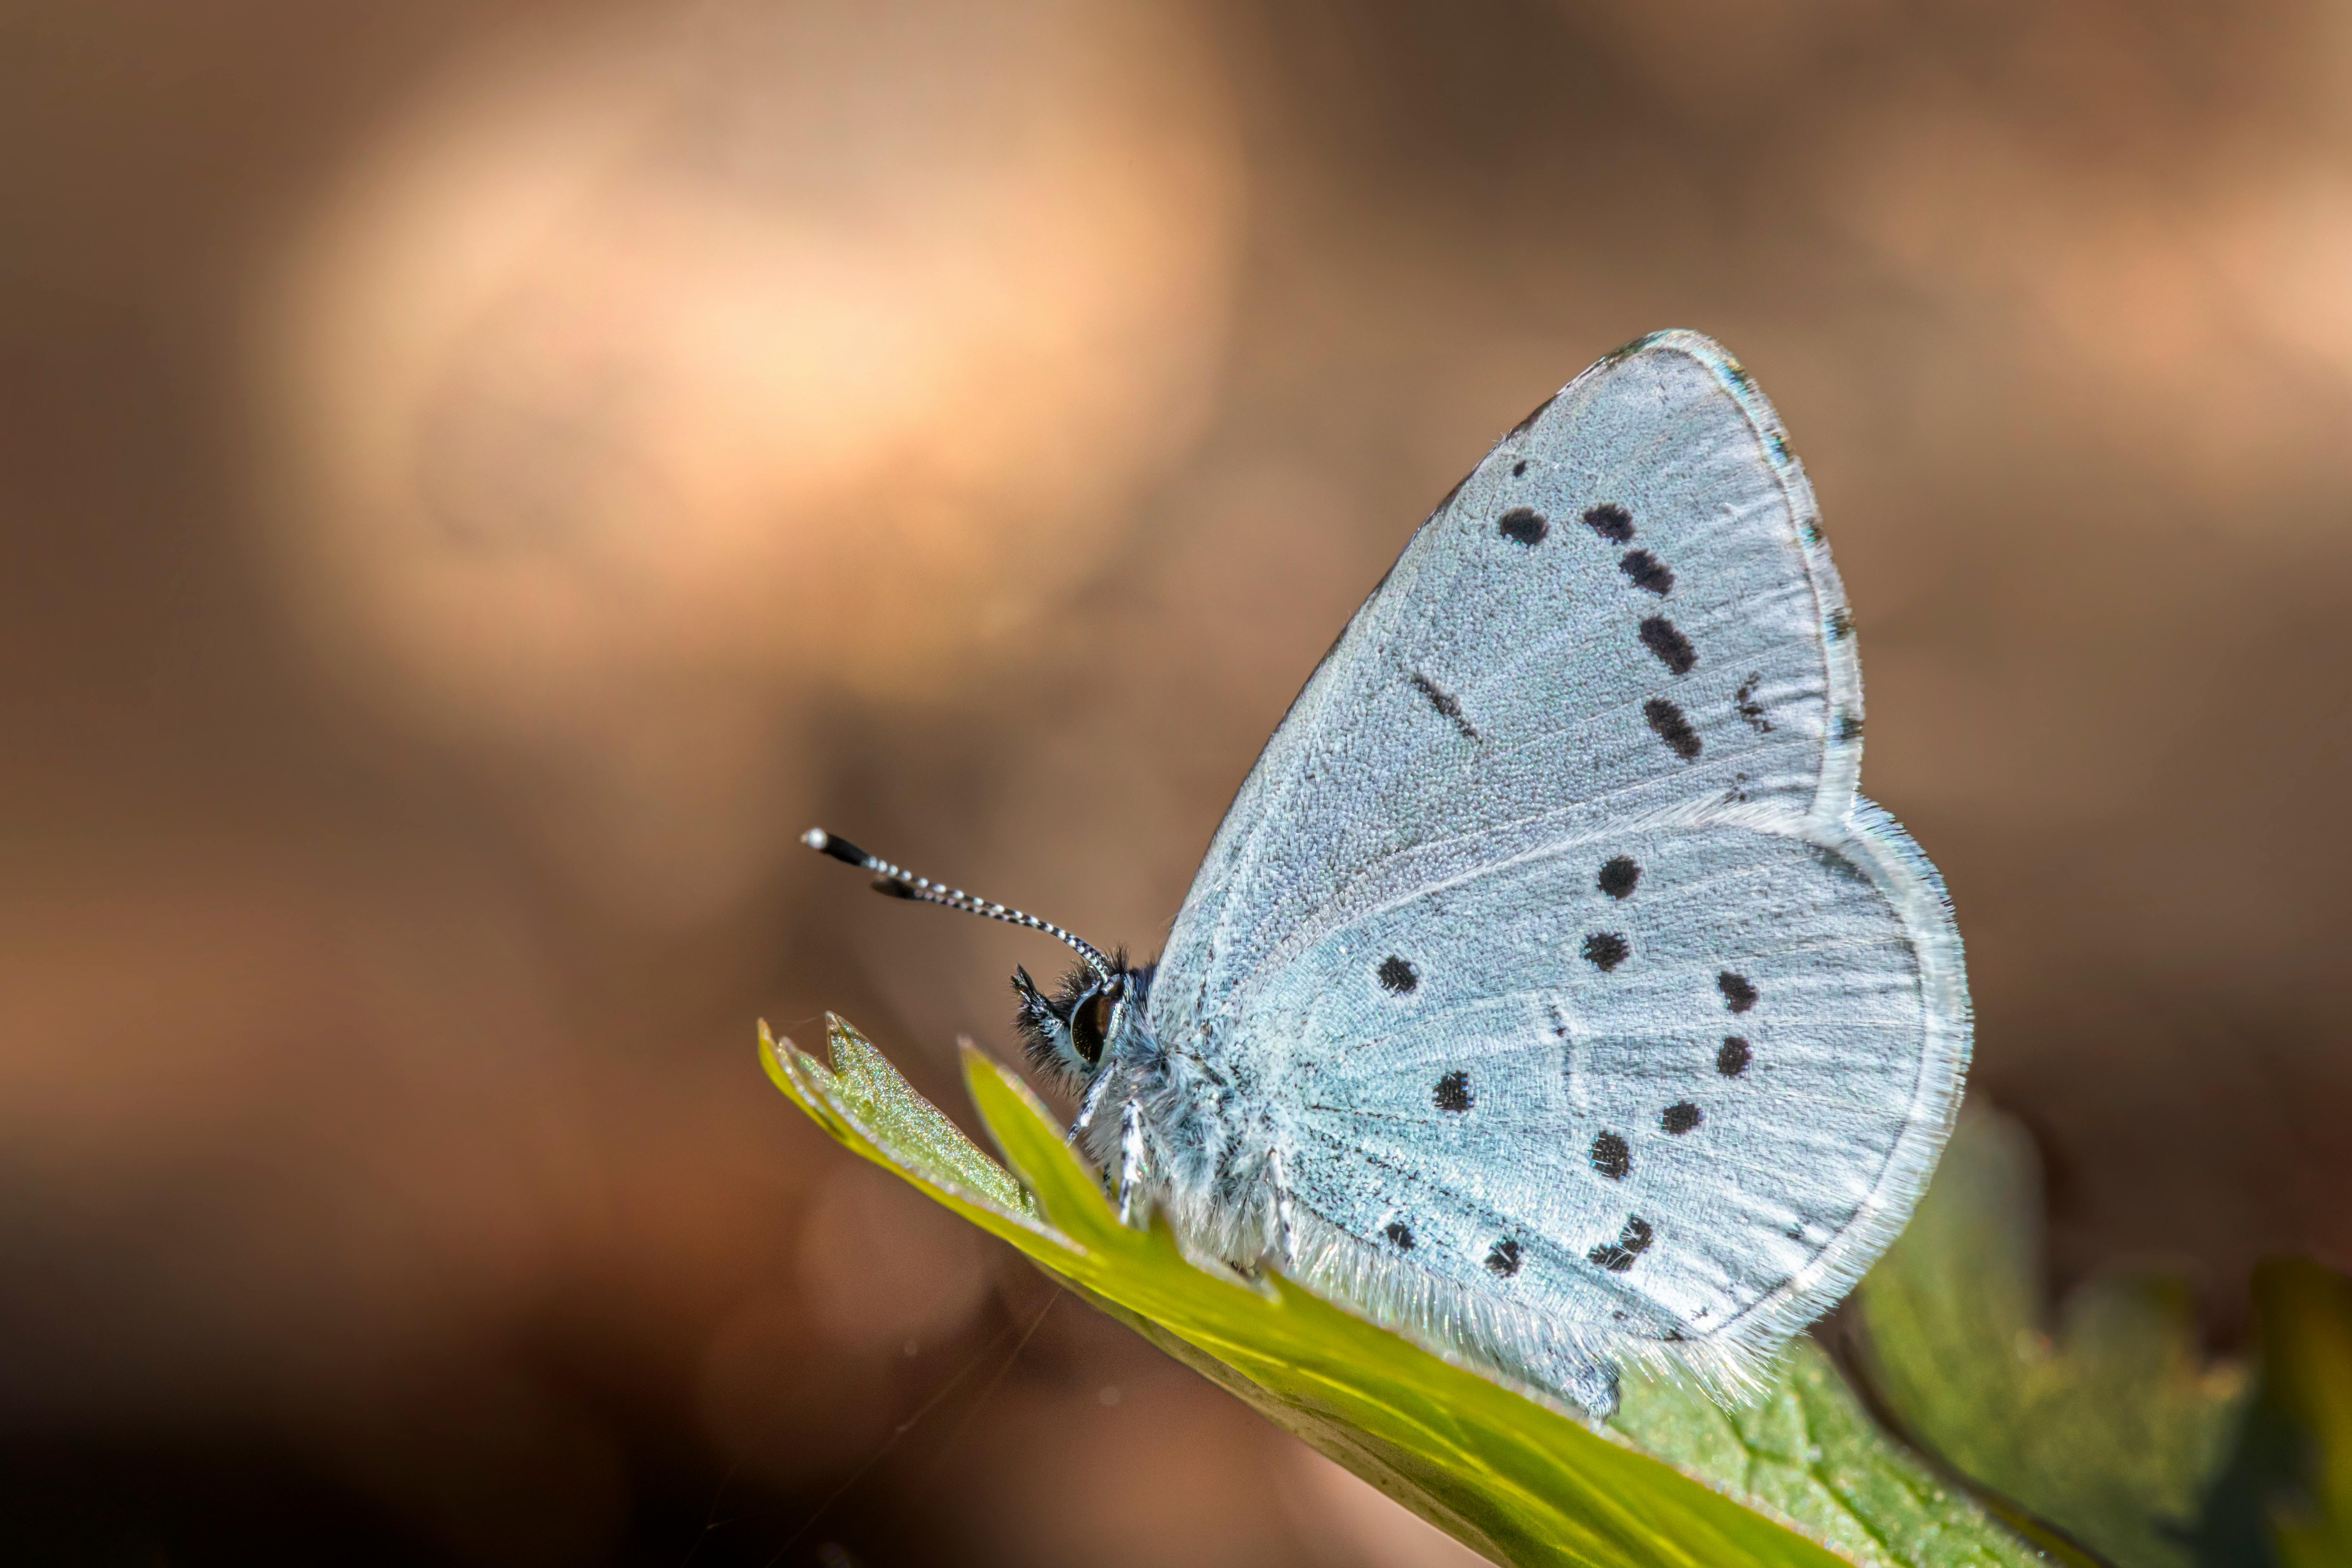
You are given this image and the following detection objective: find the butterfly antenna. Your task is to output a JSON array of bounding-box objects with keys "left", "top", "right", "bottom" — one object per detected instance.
[{"left": 801, "top": 827, "right": 1113, "bottom": 980}]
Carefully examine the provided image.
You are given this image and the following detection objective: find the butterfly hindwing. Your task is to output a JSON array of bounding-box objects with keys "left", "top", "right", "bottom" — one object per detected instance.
[{"left": 1257, "top": 805, "right": 1964, "bottom": 1396}]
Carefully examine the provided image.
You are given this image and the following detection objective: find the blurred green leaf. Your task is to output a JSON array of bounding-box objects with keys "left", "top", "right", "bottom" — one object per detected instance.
[
  {"left": 1853, "top": 1110, "right": 2248, "bottom": 1568},
  {"left": 2201, "top": 1259, "right": 2352, "bottom": 1568},
  {"left": 2253, "top": 1259, "right": 2352, "bottom": 1567},
  {"left": 763, "top": 1016, "right": 2043, "bottom": 1568}
]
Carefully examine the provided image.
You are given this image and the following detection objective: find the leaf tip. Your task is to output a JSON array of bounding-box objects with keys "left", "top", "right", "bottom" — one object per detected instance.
[{"left": 757, "top": 1020, "right": 796, "bottom": 1090}]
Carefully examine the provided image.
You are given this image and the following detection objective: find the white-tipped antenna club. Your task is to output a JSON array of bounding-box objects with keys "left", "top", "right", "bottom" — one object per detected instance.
[{"left": 801, "top": 827, "right": 1112, "bottom": 979}]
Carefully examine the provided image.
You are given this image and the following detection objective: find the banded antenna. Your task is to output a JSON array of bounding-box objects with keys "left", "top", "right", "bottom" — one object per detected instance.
[{"left": 801, "top": 828, "right": 1113, "bottom": 980}]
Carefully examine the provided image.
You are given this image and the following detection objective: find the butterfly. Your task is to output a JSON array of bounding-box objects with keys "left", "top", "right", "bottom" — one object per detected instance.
[{"left": 805, "top": 330, "right": 1969, "bottom": 1419}]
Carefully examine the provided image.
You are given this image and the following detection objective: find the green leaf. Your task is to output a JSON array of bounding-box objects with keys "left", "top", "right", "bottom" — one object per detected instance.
[
  {"left": 2198, "top": 1258, "right": 2352, "bottom": 1568},
  {"left": 2251, "top": 1258, "right": 2352, "bottom": 1568},
  {"left": 1611, "top": 1351, "right": 2059, "bottom": 1568},
  {"left": 1851, "top": 1110, "right": 2249, "bottom": 1568},
  {"left": 762, "top": 1016, "right": 2043, "bottom": 1568}
]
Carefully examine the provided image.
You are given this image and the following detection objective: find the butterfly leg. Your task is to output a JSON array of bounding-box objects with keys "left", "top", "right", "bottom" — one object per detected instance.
[
  {"left": 1116, "top": 1100, "right": 1150, "bottom": 1227},
  {"left": 1071, "top": 1069, "right": 1118, "bottom": 1143}
]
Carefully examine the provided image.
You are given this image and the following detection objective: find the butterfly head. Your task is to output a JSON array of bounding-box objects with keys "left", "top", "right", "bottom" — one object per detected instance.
[
  {"left": 1013, "top": 955, "right": 1156, "bottom": 1088},
  {"left": 800, "top": 827, "right": 1153, "bottom": 1088}
]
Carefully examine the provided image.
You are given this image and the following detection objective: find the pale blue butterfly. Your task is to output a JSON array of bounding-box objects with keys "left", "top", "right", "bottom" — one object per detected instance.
[{"left": 806, "top": 330, "right": 1970, "bottom": 1419}]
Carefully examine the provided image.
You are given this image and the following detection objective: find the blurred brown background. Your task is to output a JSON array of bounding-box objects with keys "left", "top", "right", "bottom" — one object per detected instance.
[{"left": 4, "top": 1, "right": 2350, "bottom": 1562}]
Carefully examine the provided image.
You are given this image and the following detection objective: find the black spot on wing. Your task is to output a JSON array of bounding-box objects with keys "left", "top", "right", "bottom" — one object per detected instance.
[
  {"left": 1498, "top": 507, "right": 1548, "bottom": 546},
  {"left": 1643, "top": 698, "right": 1702, "bottom": 760},
  {"left": 1839, "top": 711, "right": 1865, "bottom": 741},
  {"left": 1590, "top": 1132, "right": 1631, "bottom": 1181},
  {"left": 1384, "top": 1219, "right": 1416, "bottom": 1250},
  {"left": 1377, "top": 955, "right": 1419, "bottom": 995},
  {"left": 1410, "top": 672, "right": 1479, "bottom": 742},
  {"left": 1581, "top": 933, "right": 1629, "bottom": 972},
  {"left": 1433, "top": 1071, "right": 1472, "bottom": 1114},
  {"left": 1718, "top": 1036, "right": 1752, "bottom": 1077},
  {"left": 1511, "top": 459, "right": 1528, "bottom": 477},
  {"left": 1719, "top": 972, "right": 1758, "bottom": 1013},
  {"left": 1583, "top": 503, "right": 1634, "bottom": 543},
  {"left": 1734, "top": 674, "right": 1771, "bottom": 733},
  {"left": 1597, "top": 856, "right": 1640, "bottom": 899},
  {"left": 1619, "top": 550, "right": 1674, "bottom": 595},
  {"left": 1589, "top": 1217, "right": 1654, "bottom": 1273},
  {"left": 1662, "top": 1102, "right": 1703, "bottom": 1135},
  {"left": 1829, "top": 608, "right": 1854, "bottom": 641},
  {"left": 1638, "top": 616, "right": 1695, "bottom": 675},
  {"left": 1485, "top": 1238, "right": 1523, "bottom": 1277}
]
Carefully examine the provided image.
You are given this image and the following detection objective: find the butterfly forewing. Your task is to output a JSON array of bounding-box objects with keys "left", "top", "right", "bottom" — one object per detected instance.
[{"left": 1155, "top": 335, "right": 1861, "bottom": 1048}]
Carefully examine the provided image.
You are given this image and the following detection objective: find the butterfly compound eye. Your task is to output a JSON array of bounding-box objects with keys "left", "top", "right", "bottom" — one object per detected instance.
[{"left": 1070, "top": 987, "right": 1114, "bottom": 1067}]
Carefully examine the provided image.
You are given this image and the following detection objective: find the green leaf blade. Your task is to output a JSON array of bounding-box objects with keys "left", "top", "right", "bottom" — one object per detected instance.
[
  {"left": 2247, "top": 1258, "right": 2352, "bottom": 1568},
  {"left": 959, "top": 1043, "right": 1124, "bottom": 1242},
  {"left": 765, "top": 1017, "right": 2046, "bottom": 1568}
]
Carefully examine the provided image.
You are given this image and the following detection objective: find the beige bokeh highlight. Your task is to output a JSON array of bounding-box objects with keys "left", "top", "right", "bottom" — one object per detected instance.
[{"left": 257, "top": 0, "right": 1243, "bottom": 916}]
